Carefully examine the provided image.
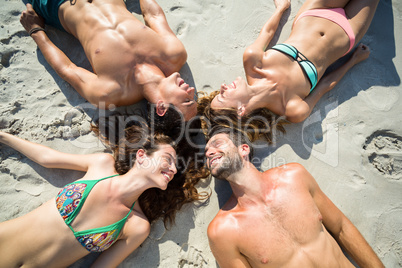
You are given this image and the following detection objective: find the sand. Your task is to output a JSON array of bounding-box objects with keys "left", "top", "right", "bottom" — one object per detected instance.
[{"left": 0, "top": 0, "right": 401, "bottom": 267}]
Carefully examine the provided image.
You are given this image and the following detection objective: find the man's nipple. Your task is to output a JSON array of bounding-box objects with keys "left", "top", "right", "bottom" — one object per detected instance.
[{"left": 261, "top": 257, "right": 269, "bottom": 264}]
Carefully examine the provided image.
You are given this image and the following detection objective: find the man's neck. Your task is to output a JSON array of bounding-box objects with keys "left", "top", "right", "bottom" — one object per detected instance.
[
  {"left": 228, "top": 163, "right": 266, "bottom": 201},
  {"left": 135, "top": 65, "right": 165, "bottom": 104},
  {"left": 142, "top": 81, "right": 162, "bottom": 104}
]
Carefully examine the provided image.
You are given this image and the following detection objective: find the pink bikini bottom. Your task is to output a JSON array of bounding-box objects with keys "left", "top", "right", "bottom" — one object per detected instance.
[{"left": 295, "top": 8, "right": 356, "bottom": 55}]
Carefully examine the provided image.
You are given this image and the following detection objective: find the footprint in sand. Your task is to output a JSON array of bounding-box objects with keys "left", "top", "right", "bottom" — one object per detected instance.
[
  {"left": 178, "top": 244, "right": 208, "bottom": 267},
  {"left": 176, "top": 21, "right": 189, "bottom": 37},
  {"left": 201, "top": 85, "right": 213, "bottom": 92},
  {"left": 373, "top": 208, "right": 402, "bottom": 265},
  {"left": 170, "top": 6, "right": 184, "bottom": 12},
  {"left": 0, "top": 48, "right": 19, "bottom": 68},
  {"left": 363, "top": 130, "right": 402, "bottom": 180}
]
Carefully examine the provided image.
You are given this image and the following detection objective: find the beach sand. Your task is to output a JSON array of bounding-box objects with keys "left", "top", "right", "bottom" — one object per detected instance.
[{"left": 0, "top": 0, "right": 401, "bottom": 267}]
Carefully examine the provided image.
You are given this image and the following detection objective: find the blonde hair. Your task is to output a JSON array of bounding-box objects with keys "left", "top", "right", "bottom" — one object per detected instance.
[{"left": 198, "top": 91, "right": 288, "bottom": 144}]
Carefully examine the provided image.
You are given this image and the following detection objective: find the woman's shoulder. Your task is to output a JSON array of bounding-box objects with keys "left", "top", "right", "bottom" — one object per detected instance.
[
  {"left": 84, "top": 153, "right": 116, "bottom": 169},
  {"left": 93, "top": 153, "right": 115, "bottom": 164},
  {"left": 124, "top": 204, "right": 151, "bottom": 238},
  {"left": 77, "top": 153, "right": 116, "bottom": 179}
]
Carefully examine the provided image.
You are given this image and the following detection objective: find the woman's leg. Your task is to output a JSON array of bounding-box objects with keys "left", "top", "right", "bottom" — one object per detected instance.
[{"left": 344, "top": 0, "right": 380, "bottom": 44}]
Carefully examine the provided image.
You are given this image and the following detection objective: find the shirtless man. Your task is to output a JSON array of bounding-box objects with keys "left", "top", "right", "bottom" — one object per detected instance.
[
  {"left": 204, "top": 126, "right": 384, "bottom": 267},
  {"left": 20, "top": 0, "right": 197, "bottom": 121},
  {"left": 206, "top": 0, "right": 379, "bottom": 123}
]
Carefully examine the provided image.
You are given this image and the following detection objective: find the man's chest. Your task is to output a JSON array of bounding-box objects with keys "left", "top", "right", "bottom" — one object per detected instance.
[{"left": 235, "top": 194, "right": 324, "bottom": 266}]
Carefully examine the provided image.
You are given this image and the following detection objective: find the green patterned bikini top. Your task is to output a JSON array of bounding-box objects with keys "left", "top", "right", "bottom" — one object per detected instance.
[{"left": 55, "top": 174, "right": 135, "bottom": 252}]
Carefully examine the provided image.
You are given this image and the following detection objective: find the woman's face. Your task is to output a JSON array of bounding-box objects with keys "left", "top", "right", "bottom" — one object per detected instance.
[
  {"left": 210, "top": 77, "right": 249, "bottom": 110},
  {"left": 142, "top": 144, "right": 177, "bottom": 190}
]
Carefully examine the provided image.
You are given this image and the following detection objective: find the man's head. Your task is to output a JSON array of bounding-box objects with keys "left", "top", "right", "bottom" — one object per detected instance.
[
  {"left": 156, "top": 72, "right": 197, "bottom": 121},
  {"left": 148, "top": 102, "right": 201, "bottom": 143},
  {"left": 205, "top": 126, "right": 253, "bottom": 180}
]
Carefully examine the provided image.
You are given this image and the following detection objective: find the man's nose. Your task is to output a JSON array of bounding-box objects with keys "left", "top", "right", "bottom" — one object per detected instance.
[{"left": 205, "top": 148, "right": 215, "bottom": 158}]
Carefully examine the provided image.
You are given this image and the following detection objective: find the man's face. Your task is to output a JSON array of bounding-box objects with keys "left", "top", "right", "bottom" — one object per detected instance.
[
  {"left": 205, "top": 133, "right": 244, "bottom": 180},
  {"left": 158, "top": 72, "right": 197, "bottom": 121}
]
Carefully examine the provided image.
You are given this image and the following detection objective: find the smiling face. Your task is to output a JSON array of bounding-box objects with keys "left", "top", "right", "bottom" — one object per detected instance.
[
  {"left": 205, "top": 133, "right": 244, "bottom": 180},
  {"left": 141, "top": 144, "right": 177, "bottom": 190},
  {"left": 158, "top": 72, "right": 197, "bottom": 121},
  {"left": 210, "top": 77, "right": 250, "bottom": 111}
]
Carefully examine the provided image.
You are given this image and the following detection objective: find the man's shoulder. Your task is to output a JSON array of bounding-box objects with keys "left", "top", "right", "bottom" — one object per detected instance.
[
  {"left": 208, "top": 201, "right": 239, "bottom": 241},
  {"left": 262, "top": 163, "right": 314, "bottom": 187},
  {"left": 207, "top": 212, "right": 238, "bottom": 242},
  {"left": 263, "top": 162, "right": 308, "bottom": 176}
]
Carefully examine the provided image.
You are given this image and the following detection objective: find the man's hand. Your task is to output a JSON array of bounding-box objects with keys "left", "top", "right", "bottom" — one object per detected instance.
[{"left": 20, "top": 3, "right": 45, "bottom": 33}]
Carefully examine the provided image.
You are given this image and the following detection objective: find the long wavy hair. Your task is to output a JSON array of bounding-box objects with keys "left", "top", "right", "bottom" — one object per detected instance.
[
  {"left": 197, "top": 91, "right": 288, "bottom": 144},
  {"left": 92, "top": 118, "right": 209, "bottom": 227}
]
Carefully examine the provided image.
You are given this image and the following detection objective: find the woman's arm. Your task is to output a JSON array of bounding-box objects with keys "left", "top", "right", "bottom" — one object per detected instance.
[
  {"left": 285, "top": 44, "right": 370, "bottom": 123},
  {"left": 91, "top": 214, "right": 151, "bottom": 268},
  {"left": 243, "top": 0, "right": 290, "bottom": 72},
  {"left": 253, "top": 0, "right": 290, "bottom": 51},
  {"left": 0, "top": 131, "right": 112, "bottom": 172}
]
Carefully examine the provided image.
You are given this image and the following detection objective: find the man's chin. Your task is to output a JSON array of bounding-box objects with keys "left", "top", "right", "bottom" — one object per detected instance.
[
  {"left": 211, "top": 168, "right": 231, "bottom": 181},
  {"left": 209, "top": 167, "right": 220, "bottom": 178}
]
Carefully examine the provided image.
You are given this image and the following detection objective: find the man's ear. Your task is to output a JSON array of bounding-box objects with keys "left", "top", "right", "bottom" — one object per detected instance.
[
  {"left": 136, "top": 149, "right": 147, "bottom": 164},
  {"left": 238, "top": 144, "right": 250, "bottom": 158},
  {"left": 156, "top": 100, "right": 168, "bottom": 116},
  {"left": 237, "top": 104, "right": 246, "bottom": 117}
]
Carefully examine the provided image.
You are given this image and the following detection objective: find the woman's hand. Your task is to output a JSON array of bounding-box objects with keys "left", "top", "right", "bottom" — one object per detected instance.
[
  {"left": 0, "top": 131, "right": 5, "bottom": 145},
  {"left": 0, "top": 131, "right": 11, "bottom": 144},
  {"left": 274, "top": 0, "right": 291, "bottom": 12},
  {"left": 20, "top": 3, "right": 45, "bottom": 34}
]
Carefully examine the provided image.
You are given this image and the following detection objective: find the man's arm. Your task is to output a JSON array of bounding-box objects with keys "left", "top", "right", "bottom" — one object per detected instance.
[
  {"left": 207, "top": 215, "right": 251, "bottom": 268},
  {"left": 304, "top": 168, "right": 384, "bottom": 268},
  {"left": 20, "top": 4, "right": 109, "bottom": 107},
  {"left": 140, "top": 0, "right": 173, "bottom": 35},
  {"left": 139, "top": 0, "right": 187, "bottom": 66},
  {"left": 285, "top": 44, "right": 370, "bottom": 123}
]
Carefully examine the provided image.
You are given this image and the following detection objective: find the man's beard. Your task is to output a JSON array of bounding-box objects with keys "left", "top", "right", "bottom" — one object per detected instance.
[{"left": 212, "top": 151, "right": 244, "bottom": 180}]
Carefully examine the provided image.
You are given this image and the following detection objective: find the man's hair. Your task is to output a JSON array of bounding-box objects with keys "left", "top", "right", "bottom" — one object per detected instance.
[
  {"left": 207, "top": 125, "right": 254, "bottom": 159},
  {"left": 147, "top": 102, "right": 201, "bottom": 140}
]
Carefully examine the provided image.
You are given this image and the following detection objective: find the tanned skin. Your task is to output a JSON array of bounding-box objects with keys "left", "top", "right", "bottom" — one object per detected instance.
[
  {"left": 204, "top": 133, "right": 384, "bottom": 267},
  {"left": 20, "top": 0, "right": 197, "bottom": 120},
  {"left": 211, "top": 0, "right": 379, "bottom": 123}
]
